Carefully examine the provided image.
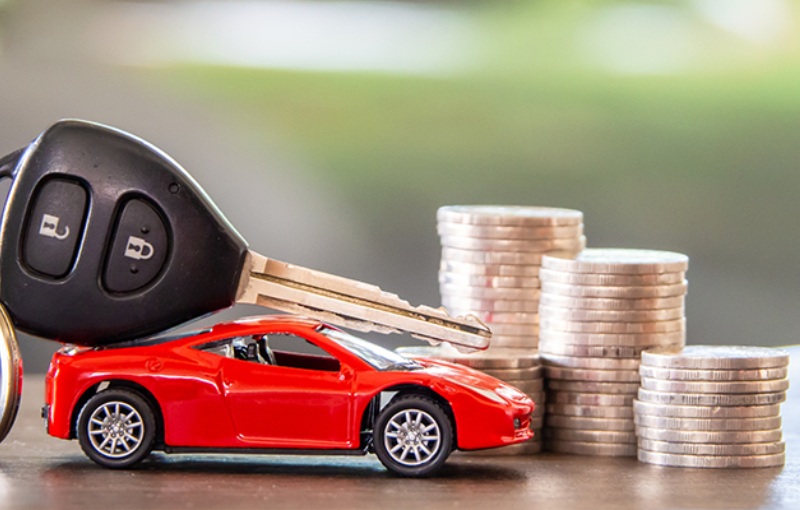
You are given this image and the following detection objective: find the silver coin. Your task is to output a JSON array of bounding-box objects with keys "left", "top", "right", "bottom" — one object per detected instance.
[
  {"left": 641, "top": 345, "right": 790, "bottom": 370},
  {"left": 639, "top": 365, "right": 789, "bottom": 382},
  {"left": 539, "top": 341, "right": 684, "bottom": 359},
  {"left": 541, "top": 249, "right": 689, "bottom": 274},
  {"left": 437, "top": 222, "right": 584, "bottom": 240},
  {"left": 639, "top": 377, "right": 790, "bottom": 394},
  {"left": 540, "top": 317, "right": 686, "bottom": 334},
  {"left": 544, "top": 366, "right": 641, "bottom": 382},
  {"left": 443, "top": 297, "right": 540, "bottom": 313},
  {"left": 540, "top": 293, "right": 685, "bottom": 311},
  {"left": 440, "top": 235, "right": 586, "bottom": 253},
  {"left": 442, "top": 247, "right": 548, "bottom": 265},
  {"left": 441, "top": 283, "right": 539, "bottom": 300},
  {"left": 491, "top": 324, "right": 539, "bottom": 340},
  {"left": 539, "top": 329, "right": 685, "bottom": 346},
  {"left": 504, "top": 379, "right": 544, "bottom": 394},
  {"left": 528, "top": 391, "right": 546, "bottom": 404},
  {"left": 541, "top": 280, "right": 688, "bottom": 299},
  {"left": 458, "top": 440, "right": 543, "bottom": 456},
  {"left": 547, "top": 379, "right": 641, "bottom": 394},
  {"left": 547, "top": 390, "right": 634, "bottom": 407},
  {"left": 634, "top": 415, "right": 782, "bottom": 431},
  {"left": 638, "top": 439, "right": 786, "bottom": 457},
  {"left": 541, "top": 354, "right": 641, "bottom": 370},
  {"left": 637, "top": 388, "right": 787, "bottom": 407},
  {"left": 545, "top": 440, "right": 637, "bottom": 457},
  {"left": 437, "top": 206, "right": 584, "bottom": 227},
  {"left": 487, "top": 322, "right": 540, "bottom": 337},
  {"left": 637, "top": 450, "right": 785, "bottom": 469},
  {"left": 395, "top": 346, "right": 540, "bottom": 369},
  {"left": 445, "top": 299, "right": 538, "bottom": 314},
  {"left": 465, "top": 311, "right": 540, "bottom": 324},
  {"left": 440, "top": 260, "right": 541, "bottom": 277},
  {"left": 540, "top": 305, "right": 685, "bottom": 323},
  {"left": 546, "top": 415, "right": 635, "bottom": 431},
  {"left": 633, "top": 400, "right": 782, "bottom": 419},
  {"left": 543, "top": 428, "right": 637, "bottom": 444},
  {"left": 547, "top": 403, "right": 634, "bottom": 419},
  {"left": 481, "top": 366, "right": 543, "bottom": 380},
  {"left": 439, "top": 271, "right": 542, "bottom": 289},
  {"left": 488, "top": 335, "right": 540, "bottom": 349},
  {"left": 539, "top": 267, "right": 686, "bottom": 286},
  {"left": 635, "top": 426, "right": 784, "bottom": 444}
]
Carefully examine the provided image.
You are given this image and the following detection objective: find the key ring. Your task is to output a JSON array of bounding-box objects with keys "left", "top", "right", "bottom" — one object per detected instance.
[{"left": 0, "top": 302, "right": 22, "bottom": 442}]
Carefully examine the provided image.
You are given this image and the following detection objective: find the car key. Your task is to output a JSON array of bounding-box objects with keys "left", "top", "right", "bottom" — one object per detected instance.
[
  {"left": 0, "top": 302, "right": 21, "bottom": 443},
  {"left": 0, "top": 119, "right": 490, "bottom": 349}
]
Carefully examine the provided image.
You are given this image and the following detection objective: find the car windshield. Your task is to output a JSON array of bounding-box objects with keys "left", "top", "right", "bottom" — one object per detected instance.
[{"left": 317, "top": 326, "right": 421, "bottom": 371}]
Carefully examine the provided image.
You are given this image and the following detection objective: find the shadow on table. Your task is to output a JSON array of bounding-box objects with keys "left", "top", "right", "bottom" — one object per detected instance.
[
  {"left": 40, "top": 452, "right": 528, "bottom": 479},
  {"left": 18, "top": 452, "right": 793, "bottom": 510},
  {"left": 33, "top": 455, "right": 529, "bottom": 509}
]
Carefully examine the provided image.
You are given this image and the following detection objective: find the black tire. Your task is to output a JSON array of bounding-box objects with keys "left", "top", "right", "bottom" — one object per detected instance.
[
  {"left": 77, "top": 388, "right": 156, "bottom": 469},
  {"left": 374, "top": 394, "right": 453, "bottom": 477}
]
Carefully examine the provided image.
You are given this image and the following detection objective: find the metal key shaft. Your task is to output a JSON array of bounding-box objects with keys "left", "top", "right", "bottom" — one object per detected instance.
[{"left": 238, "top": 252, "right": 491, "bottom": 350}]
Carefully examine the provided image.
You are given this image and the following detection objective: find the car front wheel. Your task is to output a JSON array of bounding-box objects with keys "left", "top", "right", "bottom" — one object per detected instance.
[
  {"left": 374, "top": 394, "right": 453, "bottom": 477},
  {"left": 77, "top": 388, "right": 156, "bottom": 468}
]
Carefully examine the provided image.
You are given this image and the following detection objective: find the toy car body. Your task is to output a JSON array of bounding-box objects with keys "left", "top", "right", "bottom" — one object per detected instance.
[{"left": 43, "top": 316, "right": 534, "bottom": 476}]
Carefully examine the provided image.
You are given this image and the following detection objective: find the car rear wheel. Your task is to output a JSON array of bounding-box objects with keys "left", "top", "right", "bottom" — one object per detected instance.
[
  {"left": 77, "top": 388, "right": 156, "bottom": 468},
  {"left": 374, "top": 394, "right": 453, "bottom": 477}
]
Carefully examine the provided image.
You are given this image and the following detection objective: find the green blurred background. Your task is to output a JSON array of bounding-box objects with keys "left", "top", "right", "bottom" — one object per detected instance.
[{"left": 1, "top": 0, "right": 799, "bottom": 372}]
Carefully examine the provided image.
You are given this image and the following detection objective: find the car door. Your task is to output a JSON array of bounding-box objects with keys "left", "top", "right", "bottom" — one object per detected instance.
[{"left": 220, "top": 333, "right": 356, "bottom": 449}]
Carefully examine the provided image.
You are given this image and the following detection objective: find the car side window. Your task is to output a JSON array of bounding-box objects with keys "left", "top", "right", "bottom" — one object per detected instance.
[
  {"left": 195, "top": 336, "right": 263, "bottom": 363},
  {"left": 194, "top": 334, "right": 340, "bottom": 372},
  {"left": 195, "top": 339, "right": 235, "bottom": 359},
  {"left": 265, "top": 333, "right": 341, "bottom": 372}
]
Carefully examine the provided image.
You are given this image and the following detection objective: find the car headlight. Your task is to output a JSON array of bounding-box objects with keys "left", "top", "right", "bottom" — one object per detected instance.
[
  {"left": 454, "top": 382, "right": 506, "bottom": 405},
  {"left": 496, "top": 384, "right": 527, "bottom": 402}
]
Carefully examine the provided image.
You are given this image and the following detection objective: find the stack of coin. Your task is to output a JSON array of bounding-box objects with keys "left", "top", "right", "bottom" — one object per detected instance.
[
  {"left": 538, "top": 248, "right": 689, "bottom": 456},
  {"left": 395, "top": 345, "right": 545, "bottom": 454},
  {"left": 437, "top": 206, "right": 585, "bottom": 351},
  {"left": 635, "top": 345, "right": 789, "bottom": 468}
]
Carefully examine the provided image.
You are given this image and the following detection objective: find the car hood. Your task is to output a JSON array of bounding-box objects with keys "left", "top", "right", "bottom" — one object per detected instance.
[{"left": 411, "top": 357, "right": 527, "bottom": 397}]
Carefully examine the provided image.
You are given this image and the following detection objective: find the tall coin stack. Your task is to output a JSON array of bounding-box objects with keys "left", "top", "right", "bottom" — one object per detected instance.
[
  {"left": 538, "top": 249, "right": 689, "bottom": 457},
  {"left": 395, "top": 346, "right": 544, "bottom": 454},
  {"left": 436, "top": 205, "right": 585, "bottom": 454},
  {"left": 635, "top": 346, "right": 789, "bottom": 468},
  {"left": 437, "top": 205, "right": 585, "bottom": 351}
]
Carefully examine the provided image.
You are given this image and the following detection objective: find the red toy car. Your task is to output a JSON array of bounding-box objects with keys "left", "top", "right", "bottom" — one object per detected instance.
[{"left": 43, "top": 316, "right": 534, "bottom": 476}]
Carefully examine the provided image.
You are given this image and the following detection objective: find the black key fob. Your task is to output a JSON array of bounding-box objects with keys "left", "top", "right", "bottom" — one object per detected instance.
[{"left": 0, "top": 119, "right": 248, "bottom": 345}]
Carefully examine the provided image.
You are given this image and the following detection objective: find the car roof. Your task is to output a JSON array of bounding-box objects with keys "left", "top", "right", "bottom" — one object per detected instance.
[{"left": 96, "top": 315, "right": 328, "bottom": 351}]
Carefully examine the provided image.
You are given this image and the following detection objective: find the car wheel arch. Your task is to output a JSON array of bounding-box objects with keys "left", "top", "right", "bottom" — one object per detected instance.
[
  {"left": 361, "top": 384, "right": 457, "bottom": 449},
  {"left": 71, "top": 380, "right": 164, "bottom": 445}
]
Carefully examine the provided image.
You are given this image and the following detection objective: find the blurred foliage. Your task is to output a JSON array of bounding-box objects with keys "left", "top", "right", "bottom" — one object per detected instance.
[{"left": 144, "top": 0, "right": 800, "bottom": 290}]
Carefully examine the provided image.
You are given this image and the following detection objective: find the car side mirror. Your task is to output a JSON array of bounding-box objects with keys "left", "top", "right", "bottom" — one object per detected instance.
[{"left": 339, "top": 365, "right": 354, "bottom": 382}]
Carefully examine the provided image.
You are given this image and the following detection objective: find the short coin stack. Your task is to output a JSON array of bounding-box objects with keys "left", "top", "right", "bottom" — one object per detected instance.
[
  {"left": 437, "top": 206, "right": 585, "bottom": 351},
  {"left": 635, "top": 345, "right": 789, "bottom": 468},
  {"left": 538, "top": 249, "right": 689, "bottom": 456},
  {"left": 395, "top": 345, "right": 545, "bottom": 454}
]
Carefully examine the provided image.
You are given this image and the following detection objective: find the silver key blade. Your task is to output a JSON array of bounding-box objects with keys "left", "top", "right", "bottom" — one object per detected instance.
[{"left": 236, "top": 251, "right": 491, "bottom": 351}]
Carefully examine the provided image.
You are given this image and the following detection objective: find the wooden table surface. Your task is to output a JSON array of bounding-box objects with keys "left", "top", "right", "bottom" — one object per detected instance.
[{"left": 1, "top": 350, "right": 798, "bottom": 510}]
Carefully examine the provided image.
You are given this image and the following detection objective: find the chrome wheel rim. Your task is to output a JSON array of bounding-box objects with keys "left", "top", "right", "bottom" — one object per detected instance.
[
  {"left": 87, "top": 401, "right": 145, "bottom": 458},
  {"left": 383, "top": 409, "right": 441, "bottom": 466}
]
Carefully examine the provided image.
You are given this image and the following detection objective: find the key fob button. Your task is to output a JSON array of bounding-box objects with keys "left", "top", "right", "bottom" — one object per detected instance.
[
  {"left": 103, "top": 198, "right": 169, "bottom": 293},
  {"left": 22, "top": 178, "right": 88, "bottom": 278}
]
